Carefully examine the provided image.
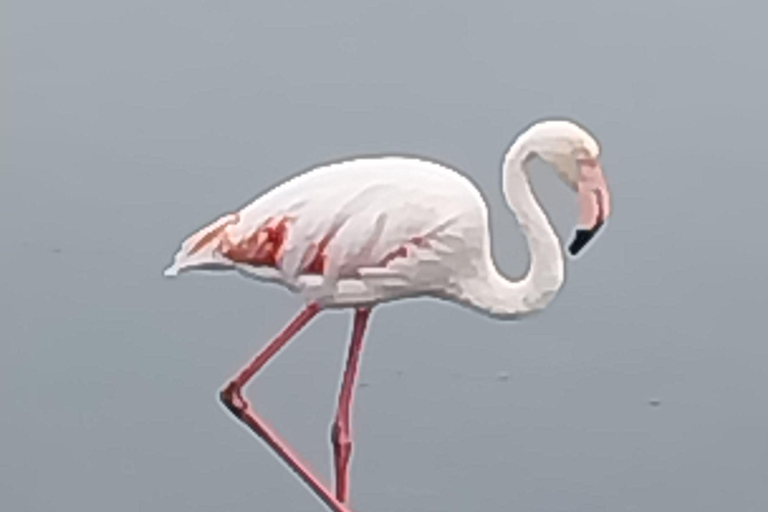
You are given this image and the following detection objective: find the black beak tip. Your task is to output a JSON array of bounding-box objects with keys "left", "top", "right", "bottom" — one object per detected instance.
[{"left": 568, "top": 223, "right": 603, "bottom": 257}]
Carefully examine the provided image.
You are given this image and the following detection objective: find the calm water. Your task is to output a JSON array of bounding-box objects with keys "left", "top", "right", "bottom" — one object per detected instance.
[{"left": 4, "top": 1, "right": 768, "bottom": 511}]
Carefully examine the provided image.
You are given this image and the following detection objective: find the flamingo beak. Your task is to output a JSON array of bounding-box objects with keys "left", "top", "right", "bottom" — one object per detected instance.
[{"left": 568, "top": 157, "right": 611, "bottom": 256}]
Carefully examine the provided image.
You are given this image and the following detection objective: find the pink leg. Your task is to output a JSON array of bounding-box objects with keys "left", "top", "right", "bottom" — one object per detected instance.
[
  {"left": 331, "top": 307, "right": 372, "bottom": 504},
  {"left": 219, "top": 302, "right": 355, "bottom": 512}
]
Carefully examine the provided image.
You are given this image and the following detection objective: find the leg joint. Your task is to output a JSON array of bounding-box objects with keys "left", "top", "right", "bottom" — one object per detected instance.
[
  {"left": 330, "top": 422, "right": 351, "bottom": 447},
  {"left": 220, "top": 381, "right": 248, "bottom": 418}
]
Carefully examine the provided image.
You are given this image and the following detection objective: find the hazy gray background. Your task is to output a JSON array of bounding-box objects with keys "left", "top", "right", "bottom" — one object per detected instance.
[{"left": 3, "top": 1, "right": 767, "bottom": 511}]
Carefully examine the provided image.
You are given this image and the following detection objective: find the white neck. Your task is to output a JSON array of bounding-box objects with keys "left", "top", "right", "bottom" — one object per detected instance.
[{"left": 455, "top": 139, "right": 565, "bottom": 318}]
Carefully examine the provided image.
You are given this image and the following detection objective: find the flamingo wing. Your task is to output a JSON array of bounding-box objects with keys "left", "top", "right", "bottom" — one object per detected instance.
[{"left": 165, "top": 157, "right": 488, "bottom": 304}]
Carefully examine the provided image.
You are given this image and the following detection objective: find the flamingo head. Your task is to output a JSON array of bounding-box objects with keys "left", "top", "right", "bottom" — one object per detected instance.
[{"left": 523, "top": 120, "right": 612, "bottom": 257}]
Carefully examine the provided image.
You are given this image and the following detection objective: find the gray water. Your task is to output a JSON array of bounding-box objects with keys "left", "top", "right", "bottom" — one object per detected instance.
[{"left": 4, "top": 1, "right": 768, "bottom": 511}]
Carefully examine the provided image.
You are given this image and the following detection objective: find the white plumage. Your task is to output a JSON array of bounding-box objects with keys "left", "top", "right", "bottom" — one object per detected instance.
[
  {"left": 165, "top": 120, "right": 611, "bottom": 316},
  {"left": 166, "top": 156, "right": 491, "bottom": 307},
  {"left": 163, "top": 119, "right": 613, "bottom": 512}
]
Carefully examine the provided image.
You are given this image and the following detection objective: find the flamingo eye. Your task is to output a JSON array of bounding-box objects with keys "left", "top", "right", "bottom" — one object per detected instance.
[
  {"left": 573, "top": 147, "right": 599, "bottom": 169},
  {"left": 576, "top": 156, "right": 599, "bottom": 168}
]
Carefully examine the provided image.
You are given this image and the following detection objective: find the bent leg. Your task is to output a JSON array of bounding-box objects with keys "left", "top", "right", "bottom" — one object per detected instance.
[{"left": 219, "top": 302, "right": 355, "bottom": 512}]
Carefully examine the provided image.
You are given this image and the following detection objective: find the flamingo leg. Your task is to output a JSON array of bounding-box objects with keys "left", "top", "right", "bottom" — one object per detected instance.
[
  {"left": 219, "top": 302, "right": 355, "bottom": 512},
  {"left": 331, "top": 307, "right": 372, "bottom": 503}
]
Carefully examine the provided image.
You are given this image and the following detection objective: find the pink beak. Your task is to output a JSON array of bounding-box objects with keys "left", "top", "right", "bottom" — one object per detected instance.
[{"left": 569, "top": 157, "right": 611, "bottom": 256}]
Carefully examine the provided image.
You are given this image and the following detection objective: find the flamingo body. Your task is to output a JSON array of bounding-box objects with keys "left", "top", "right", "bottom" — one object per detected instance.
[
  {"left": 166, "top": 157, "right": 491, "bottom": 307},
  {"left": 164, "top": 119, "right": 613, "bottom": 512}
]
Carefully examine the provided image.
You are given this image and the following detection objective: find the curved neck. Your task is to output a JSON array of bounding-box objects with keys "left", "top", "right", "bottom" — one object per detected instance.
[{"left": 456, "top": 139, "right": 565, "bottom": 318}]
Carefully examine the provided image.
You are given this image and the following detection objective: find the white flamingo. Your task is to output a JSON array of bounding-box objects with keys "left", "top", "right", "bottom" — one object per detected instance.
[{"left": 164, "top": 119, "right": 612, "bottom": 512}]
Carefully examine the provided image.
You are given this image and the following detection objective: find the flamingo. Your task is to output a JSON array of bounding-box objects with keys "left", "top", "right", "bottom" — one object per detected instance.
[{"left": 164, "top": 119, "right": 612, "bottom": 512}]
